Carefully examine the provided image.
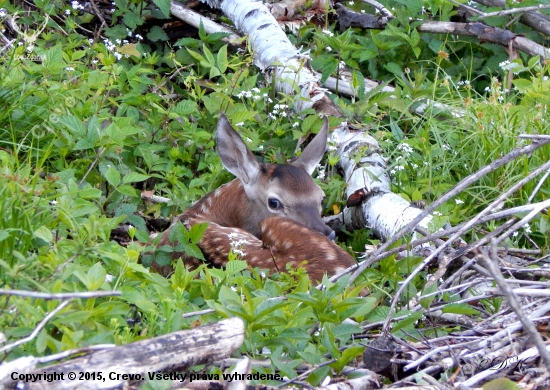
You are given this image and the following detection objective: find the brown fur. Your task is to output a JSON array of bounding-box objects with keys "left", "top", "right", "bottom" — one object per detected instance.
[
  {"left": 152, "top": 179, "right": 355, "bottom": 282},
  {"left": 150, "top": 114, "right": 356, "bottom": 282}
]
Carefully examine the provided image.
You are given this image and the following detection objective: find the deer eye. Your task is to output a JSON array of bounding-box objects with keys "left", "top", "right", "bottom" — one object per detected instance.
[{"left": 268, "top": 197, "right": 283, "bottom": 210}]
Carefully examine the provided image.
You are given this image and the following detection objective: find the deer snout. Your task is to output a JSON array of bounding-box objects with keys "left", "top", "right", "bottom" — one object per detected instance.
[{"left": 309, "top": 218, "right": 336, "bottom": 240}]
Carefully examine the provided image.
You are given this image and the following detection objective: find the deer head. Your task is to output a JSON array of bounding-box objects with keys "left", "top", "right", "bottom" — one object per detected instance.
[{"left": 216, "top": 113, "right": 335, "bottom": 239}]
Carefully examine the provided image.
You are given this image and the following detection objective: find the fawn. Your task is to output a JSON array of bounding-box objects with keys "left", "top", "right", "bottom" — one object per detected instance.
[{"left": 151, "top": 114, "right": 355, "bottom": 282}]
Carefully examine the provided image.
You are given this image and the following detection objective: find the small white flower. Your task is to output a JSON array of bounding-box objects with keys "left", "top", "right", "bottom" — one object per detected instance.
[
  {"left": 135, "top": 34, "right": 143, "bottom": 40},
  {"left": 0, "top": 9, "right": 7, "bottom": 18},
  {"left": 349, "top": 1, "right": 354, "bottom": 4},
  {"left": 251, "top": 87, "right": 260, "bottom": 93},
  {"left": 322, "top": 29, "right": 334, "bottom": 37},
  {"left": 326, "top": 46, "right": 332, "bottom": 52},
  {"left": 455, "top": 199, "right": 464, "bottom": 204},
  {"left": 105, "top": 274, "right": 115, "bottom": 282},
  {"left": 292, "top": 122, "right": 299, "bottom": 128},
  {"left": 49, "top": 200, "right": 58, "bottom": 206},
  {"left": 66, "top": 67, "right": 75, "bottom": 72},
  {"left": 65, "top": 9, "right": 71, "bottom": 14},
  {"left": 235, "top": 122, "right": 244, "bottom": 127}
]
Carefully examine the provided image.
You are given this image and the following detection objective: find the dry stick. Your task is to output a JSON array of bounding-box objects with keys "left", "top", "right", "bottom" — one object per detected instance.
[
  {"left": 182, "top": 308, "right": 215, "bottom": 318},
  {"left": 276, "top": 359, "right": 337, "bottom": 389},
  {"left": 356, "top": 0, "right": 394, "bottom": 18},
  {"left": 340, "top": 200, "right": 545, "bottom": 283},
  {"left": 478, "top": 240, "right": 550, "bottom": 372},
  {"left": 474, "top": 0, "right": 550, "bottom": 37},
  {"left": 79, "top": 147, "right": 104, "bottom": 187},
  {"left": 438, "top": 219, "right": 517, "bottom": 290},
  {"left": 448, "top": 0, "right": 550, "bottom": 19},
  {"left": 0, "top": 300, "right": 70, "bottom": 354},
  {"left": 528, "top": 167, "right": 550, "bottom": 203},
  {"left": 495, "top": 199, "right": 550, "bottom": 244},
  {"left": 349, "top": 137, "right": 550, "bottom": 283},
  {"left": 475, "top": 4, "right": 550, "bottom": 20},
  {"left": 370, "top": 138, "right": 550, "bottom": 333},
  {"left": 350, "top": 139, "right": 550, "bottom": 282},
  {"left": 0, "top": 289, "right": 121, "bottom": 299}
]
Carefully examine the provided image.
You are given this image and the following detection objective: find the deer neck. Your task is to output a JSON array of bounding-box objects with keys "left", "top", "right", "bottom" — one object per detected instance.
[{"left": 182, "top": 179, "right": 264, "bottom": 237}]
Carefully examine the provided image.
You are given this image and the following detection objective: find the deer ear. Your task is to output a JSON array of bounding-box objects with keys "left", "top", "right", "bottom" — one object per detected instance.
[
  {"left": 216, "top": 113, "right": 261, "bottom": 184},
  {"left": 293, "top": 117, "right": 329, "bottom": 175}
]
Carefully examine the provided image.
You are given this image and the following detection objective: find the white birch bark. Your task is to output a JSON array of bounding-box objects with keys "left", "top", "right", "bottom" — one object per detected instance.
[{"left": 198, "top": 0, "right": 432, "bottom": 248}]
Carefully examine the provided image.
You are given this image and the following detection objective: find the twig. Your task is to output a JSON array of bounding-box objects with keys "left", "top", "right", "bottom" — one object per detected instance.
[
  {"left": 0, "top": 289, "right": 121, "bottom": 299},
  {"left": 476, "top": 245, "right": 550, "bottom": 374},
  {"left": 357, "top": 0, "right": 394, "bottom": 18},
  {"left": 276, "top": 359, "right": 337, "bottom": 388},
  {"left": 79, "top": 147, "right": 104, "bottom": 186},
  {"left": 494, "top": 199, "right": 550, "bottom": 244},
  {"left": 141, "top": 192, "right": 171, "bottom": 203},
  {"left": 182, "top": 308, "right": 215, "bottom": 318},
  {"left": 374, "top": 151, "right": 550, "bottom": 332},
  {"left": 475, "top": 4, "right": 550, "bottom": 20},
  {"left": 0, "top": 300, "right": 70, "bottom": 354}
]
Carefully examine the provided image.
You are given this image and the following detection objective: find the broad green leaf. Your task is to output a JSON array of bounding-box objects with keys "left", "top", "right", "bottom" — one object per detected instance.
[
  {"left": 189, "top": 222, "right": 209, "bottom": 244},
  {"left": 392, "top": 311, "right": 423, "bottom": 332},
  {"left": 104, "top": 167, "right": 121, "bottom": 187},
  {"left": 122, "top": 172, "right": 150, "bottom": 184},
  {"left": 34, "top": 226, "right": 53, "bottom": 243},
  {"left": 217, "top": 45, "right": 228, "bottom": 73}
]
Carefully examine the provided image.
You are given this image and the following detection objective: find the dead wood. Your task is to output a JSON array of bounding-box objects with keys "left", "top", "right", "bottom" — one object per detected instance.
[
  {"left": 336, "top": 5, "right": 550, "bottom": 59},
  {"left": 3, "top": 317, "right": 245, "bottom": 390}
]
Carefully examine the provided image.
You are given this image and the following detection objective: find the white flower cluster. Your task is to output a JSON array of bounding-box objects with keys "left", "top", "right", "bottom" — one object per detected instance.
[
  {"left": 316, "top": 164, "right": 326, "bottom": 180},
  {"left": 322, "top": 29, "right": 334, "bottom": 37},
  {"left": 236, "top": 87, "right": 263, "bottom": 101},
  {"left": 227, "top": 232, "right": 247, "bottom": 257},
  {"left": 268, "top": 103, "right": 288, "bottom": 120},
  {"left": 0, "top": 8, "right": 7, "bottom": 18},
  {"left": 397, "top": 142, "right": 414, "bottom": 156}
]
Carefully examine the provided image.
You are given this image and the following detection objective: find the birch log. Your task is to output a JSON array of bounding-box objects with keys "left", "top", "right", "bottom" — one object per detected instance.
[
  {"left": 198, "top": 0, "right": 432, "bottom": 254},
  {"left": 4, "top": 317, "right": 245, "bottom": 390}
]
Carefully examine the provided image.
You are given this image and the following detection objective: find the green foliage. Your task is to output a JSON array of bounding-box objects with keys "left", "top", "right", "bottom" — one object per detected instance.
[{"left": 1, "top": 0, "right": 549, "bottom": 386}]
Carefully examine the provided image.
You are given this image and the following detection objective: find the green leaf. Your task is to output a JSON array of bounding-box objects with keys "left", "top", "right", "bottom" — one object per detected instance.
[
  {"left": 189, "top": 222, "right": 208, "bottom": 244},
  {"left": 151, "top": 0, "right": 170, "bottom": 17},
  {"left": 122, "top": 172, "right": 150, "bottom": 184},
  {"left": 392, "top": 311, "right": 423, "bottom": 332},
  {"left": 321, "top": 57, "right": 338, "bottom": 84},
  {"left": 419, "top": 283, "right": 438, "bottom": 309},
  {"left": 34, "top": 226, "right": 53, "bottom": 243},
  {"left": 172, "top": 100, "right": 198, "bottom": 116},
  {"left": 179, "top": 242, "right": 205, "bottom": 261},
  {"left": 442, "top": 303, "right": 480, "bottom": 315},
  {"left": 147, "top": 26, "right": 169, "bottom": 42},
  {"left": 217, "top": 45, "right": 228, "bottom": 73},
  {"left": 331, "top": 345, "right": 365, "bottom": 373},
  {"left": 483, "top": 378, "right": 521, "bottom": 390},
  {"left": 116, "top": 185, "right": 138, "bottom": 197},
  {"left": 203, "top": 45, "right": 216, "bottom": 66},
  {"left": 104, "top": 167, "right": 121, "bottom": 187},
  {"left": 225, "top": 260, "right": 248, "bottom": 275},
  {"left": 154, "top": 250, "right": 173, "bottom": 267}
]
